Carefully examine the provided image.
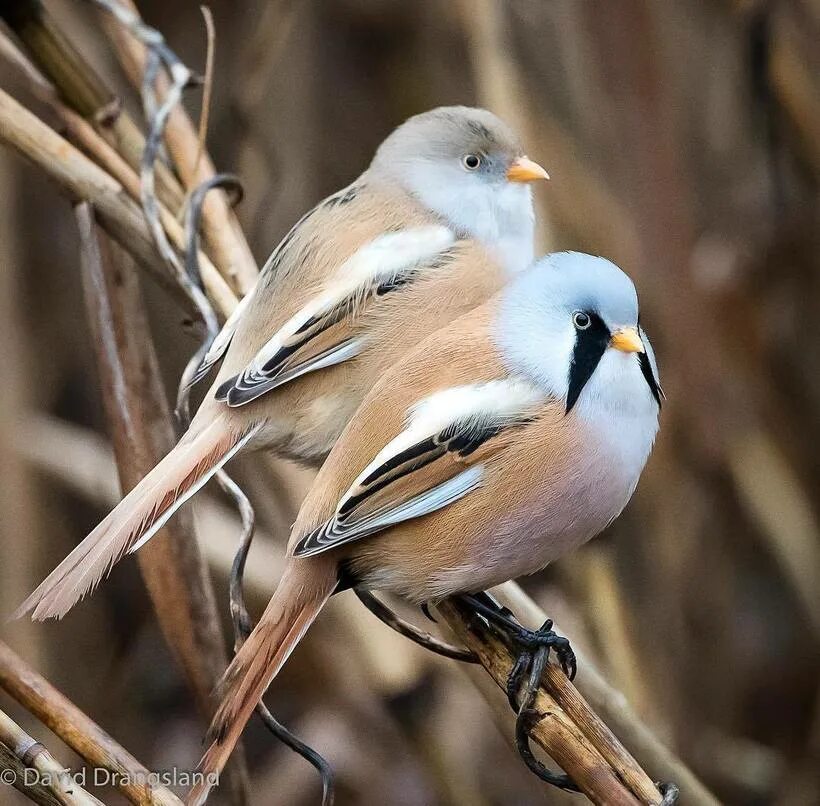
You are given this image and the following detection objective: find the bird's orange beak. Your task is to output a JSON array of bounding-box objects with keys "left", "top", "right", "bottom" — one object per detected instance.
[
  {"left": 610, "top": 327, "right": 645, "bottom": 354},
  {"left": 506, "top": 156, "right": 550, "bottom": 183}
]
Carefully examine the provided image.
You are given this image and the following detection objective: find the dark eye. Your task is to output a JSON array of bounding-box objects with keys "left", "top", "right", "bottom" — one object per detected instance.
[
  {"left": 462, "top": 154, "right": 481, "bottom": 171},
  {"left": 572, "top": 311, "right": 591, "bottom": 330}
]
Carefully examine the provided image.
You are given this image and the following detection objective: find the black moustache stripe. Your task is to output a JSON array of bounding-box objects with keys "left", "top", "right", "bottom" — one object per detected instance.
[
  {"left": 566, "top": 313, "right": 610, "bottom": 413},
  {"left": 638, "top": 350, "right": 663, "bottom": 406}
]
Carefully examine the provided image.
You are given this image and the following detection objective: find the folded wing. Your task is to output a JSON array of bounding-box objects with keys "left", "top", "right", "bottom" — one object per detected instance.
[
  {"left": 216, "top": 225, "right": 457, "bottom": 407},
  {"left": 293, "top": 378, "right": 545, "bottom": 557}
]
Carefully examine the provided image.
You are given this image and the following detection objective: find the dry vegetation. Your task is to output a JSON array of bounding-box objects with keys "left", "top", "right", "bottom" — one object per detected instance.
[{"left": 0, "top": 1, "right": 818, "bottom": 805}]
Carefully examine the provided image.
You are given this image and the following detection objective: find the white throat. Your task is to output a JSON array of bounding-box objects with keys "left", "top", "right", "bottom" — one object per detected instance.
[
  {"left": 402, "top": 163, "right": 535, "bottom": 274},
  {"left": 573, "top": 350, "right": 659, "bottom": 474}
]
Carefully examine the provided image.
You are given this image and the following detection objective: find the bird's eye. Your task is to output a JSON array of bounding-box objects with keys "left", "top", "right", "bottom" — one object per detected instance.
[
  {"left": 462, "top": 154, "right": 481, "bottom": 171},
  {"left": 572, "top": 311, "right": 591, "bottom": 330}
]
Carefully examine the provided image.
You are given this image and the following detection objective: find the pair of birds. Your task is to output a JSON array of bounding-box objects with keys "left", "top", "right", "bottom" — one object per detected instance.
[{"left": 16, "top": 106, "right": 662, "bottom": 802}]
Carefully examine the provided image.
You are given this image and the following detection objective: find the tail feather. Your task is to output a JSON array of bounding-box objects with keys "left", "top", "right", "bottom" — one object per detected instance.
[
  {"left": 188, "top": 560, "right": 336, "bottom": 806},
  {"left": 13, "top": 418, "right": 262, "bottom": 622}
]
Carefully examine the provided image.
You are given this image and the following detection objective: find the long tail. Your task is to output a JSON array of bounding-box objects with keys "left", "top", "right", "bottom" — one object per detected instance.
[
  {"left": 14, "top": 417, "right": 262, "bottom": 622},
  {"left": 188, "top": 558, "right": 337, "bottom": 806}
]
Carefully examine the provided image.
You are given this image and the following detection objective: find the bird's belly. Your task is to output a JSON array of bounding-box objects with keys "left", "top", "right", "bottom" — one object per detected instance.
[
  {"left": 350, "top": 441, "right": 642, "bottom": 603},
  {"left": 245, "top": 384, "right": 359, "bottom": 466}
]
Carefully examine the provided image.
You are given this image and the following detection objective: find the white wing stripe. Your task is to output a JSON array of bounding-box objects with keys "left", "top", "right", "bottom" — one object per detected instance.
[
  {"left": 296, "top": 466, "right": 484, "bottom": 557},
  {"left": 246, "top": 225, "right": 455, "bottom": 377},
  {"left": 342, "top": 378, "right": 544, "bottom": 511}
]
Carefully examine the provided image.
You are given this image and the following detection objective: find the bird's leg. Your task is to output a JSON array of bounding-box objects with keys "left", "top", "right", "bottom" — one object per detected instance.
[
  {"left": 513, "top": 642, "right": 581, "bottom": 791},
  {"left": 459, "top": 592, "right": 577, "bottom": 691},
  {"left": 355, "top": 590, "right": 478, "bottom": 663}
]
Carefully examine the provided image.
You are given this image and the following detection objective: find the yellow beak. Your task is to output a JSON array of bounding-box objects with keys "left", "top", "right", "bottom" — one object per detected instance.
[
  {"left": 610, "top": 327, "right": 644, "bottom": 354},
  {"left": 506, "top": 156, "right": 550, "bottom": 183}
]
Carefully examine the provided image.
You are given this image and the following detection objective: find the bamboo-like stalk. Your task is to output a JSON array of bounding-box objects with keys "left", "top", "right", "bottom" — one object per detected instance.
[
  {"left": 0, "top": 0, "right": 184, "bottom": 212},
  {"left": 99, "top": 0, "right": 259, "bottom": 295},
  {"left": 73, "top": 203, "right": 247, "bottom": 805},
  {"left": 0, "top": 741, "right": 62, "bottom": 806},
  {"left": 0, "top": 708, "right": 103, "bottom": 806},
  {"left": 0, "top": 29, "right": 236, "bottom": 319},
  {"left": 0, "top": 86, "right": 239, "bottom": 315},
  {"left": 0, "top": 641, "right": 182, "bottom": 806}
]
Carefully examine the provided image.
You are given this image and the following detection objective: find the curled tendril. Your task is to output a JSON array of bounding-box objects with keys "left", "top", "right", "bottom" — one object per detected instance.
[{"left": 86, "top": 3, "right": 335, "bottom": 801}]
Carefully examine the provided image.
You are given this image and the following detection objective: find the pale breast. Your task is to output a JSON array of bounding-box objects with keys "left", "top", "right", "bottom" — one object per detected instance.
[{"left": 345, "top": 401, "right": 650, "bottom": 602}]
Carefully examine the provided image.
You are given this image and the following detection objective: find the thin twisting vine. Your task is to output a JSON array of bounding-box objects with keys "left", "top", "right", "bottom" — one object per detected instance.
[
  {"left": 177, "top": 173, "right": 240, "bottom": 423},
  {"left": 83, "top": 2, "right": 336, "bottom": 800},
  {"left": 180, "top": 176, "right": 335, "bottom": 806}
]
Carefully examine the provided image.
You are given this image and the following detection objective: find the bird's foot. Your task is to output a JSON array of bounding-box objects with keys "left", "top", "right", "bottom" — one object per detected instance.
[
  {"left": 503, "top": 618, "right": 576, "bottom": 701},
  {"left": 458, "top": 591, "right": 576, "bottom": 705},
  {"left": 458, "top": 592, "right": 581, "bottom": 792}
]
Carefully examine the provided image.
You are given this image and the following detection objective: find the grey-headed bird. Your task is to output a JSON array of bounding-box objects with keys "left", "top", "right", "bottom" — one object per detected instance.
[
  {"left": 15, "top": 106, "right": 548, "bottom": 622},
  {"left": 189, "top": 251, "right": 663, "bottom": 801}
]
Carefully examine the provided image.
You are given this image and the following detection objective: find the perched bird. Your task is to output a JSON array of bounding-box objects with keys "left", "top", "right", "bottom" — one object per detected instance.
[
  {"left": 189, "top": 251, "right": 663, "bottom": 801},
  {"left": 15, "top": 106, "right": 547, "bottom": 622}
]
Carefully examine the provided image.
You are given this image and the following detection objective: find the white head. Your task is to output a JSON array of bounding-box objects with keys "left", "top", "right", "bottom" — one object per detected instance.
[
  {"left": 369, "top": 106, "right": 548, "bottom": 274},
  {"left": 496, "top": 251, "right": 662, "bottom": 435}
]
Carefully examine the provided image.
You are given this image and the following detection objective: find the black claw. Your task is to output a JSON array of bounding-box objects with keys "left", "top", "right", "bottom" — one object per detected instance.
[
  {"left": 506, "top": 650, "right": 532, "bottom": 711},
  {"left": 515, "top": 708, "right": 581, "bottom": 791},
  {"left": 512, "top": 646, "right": 581, "bottom": 792},
  {"left": 420, "top": 602, "right": 437, "bottom": 623}
]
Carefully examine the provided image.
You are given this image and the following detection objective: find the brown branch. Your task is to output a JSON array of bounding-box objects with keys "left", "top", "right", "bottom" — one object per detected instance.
[
  {"left": 0, "top": 707, "right": 103, "bottom": 806},
  {"left": 0, "top": 85, "right": 204, "bottom": 316},
  {"left": 438, "top": 599, "right": 661, "bottom": 806},
  {"left": 100, "top": 0, "right": 259, "bottom": 295},
  {"left": 0, "top": 29, "right": 237, "bottom": 319},
  {"left": 0, "top": 0, "right": 184, "bottom": 213},
  {"left": 73, "top": 203, "right": 248, "bottom": 805},
  {"left": 0, "top": 641, "right": 181, "bottom": 805}
]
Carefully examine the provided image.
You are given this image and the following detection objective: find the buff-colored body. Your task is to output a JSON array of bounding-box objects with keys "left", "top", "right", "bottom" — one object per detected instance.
[
  {"left": 294, "top": 301, "right": 640, "bottom": 601},
  {"left": 190, "top": 253, "right": 662, "bottom": 803},
  {"left": 207, "top": 181, "right": 505, "bottom": 462}
]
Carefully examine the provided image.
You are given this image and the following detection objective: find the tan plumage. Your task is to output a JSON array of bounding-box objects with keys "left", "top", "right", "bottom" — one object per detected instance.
[
  {"left": 16, "top": 106, "right": 546, "bottom": 622},
  {"left": 193, "top": 253, "right": 663, "bottom": 800},
  {"left": 11, "top": 416, "right": 259, "bottom": 621},
  {"left": 192, "top": 556, "right": 337, "bottom": 805}
]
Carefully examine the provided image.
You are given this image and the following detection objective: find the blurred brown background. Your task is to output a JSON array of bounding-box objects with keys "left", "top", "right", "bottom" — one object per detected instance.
[{"left": 1, "top": 1, "right": 819, "bottom": 804}]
